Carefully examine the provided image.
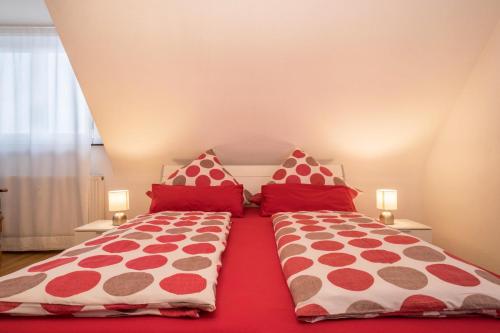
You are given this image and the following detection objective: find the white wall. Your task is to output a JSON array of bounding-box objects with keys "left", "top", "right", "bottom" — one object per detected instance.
[
  {"left": 424, "top": 21, "right": 500, "bottom": 273},
  {"left": 91, "top": 145, "right": 159, "bottom": 220}
]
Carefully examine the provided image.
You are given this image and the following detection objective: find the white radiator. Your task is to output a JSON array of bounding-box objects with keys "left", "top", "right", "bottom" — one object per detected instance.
[{"left": 88, "top": 175, "right": 105, "bottom": 222}]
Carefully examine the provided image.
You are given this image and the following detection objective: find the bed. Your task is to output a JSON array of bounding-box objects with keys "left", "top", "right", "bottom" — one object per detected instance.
[
  {"left": 0, "top": 208, "right": 498, "bottom": 333},
  {"left": 1, "top": 155, "right": 498, "bottom": 332}
]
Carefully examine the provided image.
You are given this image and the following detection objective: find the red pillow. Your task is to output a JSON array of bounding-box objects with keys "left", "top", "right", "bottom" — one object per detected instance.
[
  {"left": 249, "top": 193, "right": 263, "bottom": 205},
  {"left": 260, "top": 183, "right": 356, "bottom": 216},
  {"left": 149, "top": 184, "right": 244, "bottom": 217}
]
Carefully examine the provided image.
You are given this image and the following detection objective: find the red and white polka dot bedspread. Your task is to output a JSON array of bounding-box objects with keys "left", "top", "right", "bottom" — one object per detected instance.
[
  {"left": 0, "top": 211, "right": 231, "bottom": 317},
  {"left": 272, "top": 211, "right": 500, "bottom": 322}
]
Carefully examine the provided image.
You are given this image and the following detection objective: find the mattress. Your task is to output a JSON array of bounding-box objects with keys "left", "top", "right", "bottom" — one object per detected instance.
[{"left": 0, "top": 208, "right": 498, "bottom": 333}]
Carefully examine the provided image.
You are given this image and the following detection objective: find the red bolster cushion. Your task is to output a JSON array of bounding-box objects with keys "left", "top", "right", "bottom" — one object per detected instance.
[
  {"left": 149, "top": 184, "right": 244, "bottom": 217},
  {"left": 260, "top": 183, "right": 356, "bottom": 216}
]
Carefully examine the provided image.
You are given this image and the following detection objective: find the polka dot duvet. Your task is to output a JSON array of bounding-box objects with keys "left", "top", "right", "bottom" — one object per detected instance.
[
  {"left": 0, "top": 211, "right": 231, "bottom": 317},
  {"left": 272, "top": 211, "right": 500, "bottom": 322}
]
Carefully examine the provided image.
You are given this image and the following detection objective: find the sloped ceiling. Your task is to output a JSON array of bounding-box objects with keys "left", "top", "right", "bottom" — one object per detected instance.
[
  {"left": 45, "top": 0, "right": 500, "bottom": 168},
  {"left": 45, "top": 0, "right": 500, "bottom": 218}
]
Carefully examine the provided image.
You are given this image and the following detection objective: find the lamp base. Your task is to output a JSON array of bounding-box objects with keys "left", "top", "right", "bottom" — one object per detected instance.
[
  {"left": 112, "top": 212, "right": 127, "bottom": 226},
  {"left": 379, "top": 211, "right": 394, "bottom": 225}
]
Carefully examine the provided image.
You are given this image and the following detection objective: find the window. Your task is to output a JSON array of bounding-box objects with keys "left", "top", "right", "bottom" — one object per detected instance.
[
  {"left": 0, "top": 27, "right": 99, "bottom": 146},
  {"left": 0, "top": 27, "right": 96, "bottom": 250}
]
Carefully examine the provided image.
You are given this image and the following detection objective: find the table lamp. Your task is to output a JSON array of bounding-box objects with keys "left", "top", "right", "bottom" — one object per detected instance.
[
  {"left": 108, "top": 190, "right": 129, "bottom": 226},
  {"left": 376, "top": 189, "right": 397, "bottom": 225}
]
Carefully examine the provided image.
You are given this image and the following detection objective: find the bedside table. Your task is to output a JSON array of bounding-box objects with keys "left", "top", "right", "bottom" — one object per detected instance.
[
  {"left": 391, "top": 219, "right": 432, "bottom": 243},
  {"left": 74, "top": 220, "right": 115, "bottom": 243}
]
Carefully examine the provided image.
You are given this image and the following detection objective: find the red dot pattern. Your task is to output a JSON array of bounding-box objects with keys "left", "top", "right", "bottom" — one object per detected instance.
[
  {"left": 209, "top": 169, "right": 225, "bottom": 180},
  {"left": 78, "top": 255, "right": 123, "bottom": 268},
  {"left": 310, "top": 173, "right": 326, "bottom": 185},
  {"left": 125, "top": 255, "right": 168, "bottom": 270},
  {"left": 103, "top": 240, "right": 141, "bottom": 253},
  {"left": 348, "top": 238, "right": 383, "bottom": 249},
  {"left": 195, "top": 175, "right": 211, "bottom": 186},
  {"left": 292, "top": 214, "right": 313, "bottom": 219},
  {"left": 271, "top": 211, "right": 496, "bottom": 321},
  {"left": 296, "top": 303, "right": 328, "bottom": 317},
  {"left": 283, "top": 257, "right": 314, "bottom": 279},
  {"left": 0, "top": 210, "right": 232, "bottom": 317},
  {"left": 400, "top": 294, "right": 447, "bottom": 312},
  {"left": 41, "top": 303, "right": 85, "bottom": 315},
  {"left": 320, "top": 166, "right": 332, "bottom": 176},
  {"left": 385, "top": 235, "right": 420, "bottom": 245},
  {"left": 286, "top": 175, "right": 301, "bottom": 183},
  {"left": 135, "top": 225, "right": 163, "bottom": 232},
  {"left": 160, "top": 273, "right": 207, "bottom": 295},
  {"left": 0, "top": 302, "right": 20, "bottom": 313},
  {"left": 174, "top": 220, "right": 197, "bottom": 227},
  {"left": 269, "top": 148, "right": 358, "bottom": 196},
  {"left": 162, "top": 148, "right": 250, "bottom": 203},
  {"left": 296, "top": 164, "right": 311, "bottom": 176},
  {"left": 28, "top": 257, "right": 77, "bottom": 272},
  {"left": 293, "top": 150, "right": 306, "bottom": 158},
  {"left": 318, "top": 253, "right": 356, "bottom": 267},
  {"left": 274, "top": 220, "right": 293, "bottom": 231},
  {"left": 185, "top": 165, "right": 200, "bottom": 177},
  {"left": 361, "top": 250, "right": 401, "bottom": 264},
  {"left": 311, "top": 240, "right": 344, "bottom": 251},
  {"left": 45, "top": 271, "right": 101, "bottom": 297},
  {"left": 277, "top": 234, "right": 301, "bottom": 249},
  {"left": 273, "top": 169, "right": 286, "bottom": 180},
  {"left": 426, "top": 264, "right": 480, "bottom": 287}
]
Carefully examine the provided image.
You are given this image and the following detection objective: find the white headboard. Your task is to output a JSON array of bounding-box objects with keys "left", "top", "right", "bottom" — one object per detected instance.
[{"left": 160, "top": 164, "right": 345, "bottom": 195}]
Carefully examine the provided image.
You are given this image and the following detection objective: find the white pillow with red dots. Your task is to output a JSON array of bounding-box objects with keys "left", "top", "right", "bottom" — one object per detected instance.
[
  {"left": 162, "top": 149, "right": 253, "bottom": 204},
  {"left": 164, "top": 149, "right": 239, "bottom": 187},
  {"left": 270, "top": 148, "right": 359, "bottom": 194}
]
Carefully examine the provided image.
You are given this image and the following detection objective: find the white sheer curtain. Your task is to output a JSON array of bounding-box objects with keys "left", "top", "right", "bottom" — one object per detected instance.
[{"left": 0, "top": 27, "right": 93, "bottom": 250}]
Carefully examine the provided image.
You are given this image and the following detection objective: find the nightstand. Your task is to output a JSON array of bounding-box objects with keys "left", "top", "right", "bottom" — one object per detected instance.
[
  {"left": 74, "top": 220, "right": 115, "bottom": 243},
  {"left": 391, "top": 219, "right": 432, "bottom": 243}
]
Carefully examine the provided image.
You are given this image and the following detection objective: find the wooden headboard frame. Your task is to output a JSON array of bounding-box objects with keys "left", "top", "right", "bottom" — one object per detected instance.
[{"left": 160, "top": 164, "right": 345, "bottom": 195}]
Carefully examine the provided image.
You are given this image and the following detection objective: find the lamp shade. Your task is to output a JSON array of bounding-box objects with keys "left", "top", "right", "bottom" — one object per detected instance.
[
  {"left": 376, "top": 189, "right": 397, "bottom": 210},
  {"left": 108, "top": 190, "right": 129, "bottom": 212}
]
